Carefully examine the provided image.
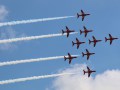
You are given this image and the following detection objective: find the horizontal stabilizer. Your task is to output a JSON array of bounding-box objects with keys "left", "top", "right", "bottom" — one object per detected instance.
[
  {"left": 64, "top": 56, "right": 67, "bottom": 61},
  {"left": 83, "top": 70, "right": 85, "bottom": 75},
  {"left": 105, "top": 37, "right": 107, "bottom": 42},
  {"left": 62, "top": 30, "right": 64, "bottom": 35},
  {"left": 77, "top": 13, "right": 80, "bottom": 18},
  {"left": 82, "top": 52, "right": 84, "bottom": 57},
  {"left": 72, "top": 41, "right": 75, "bottom": 46},
  {"left": 89, "top": 39, "right": 91, "bottom": 44},
  {"left": 80, "top": 30, "right": 82, "bottom": 35}
]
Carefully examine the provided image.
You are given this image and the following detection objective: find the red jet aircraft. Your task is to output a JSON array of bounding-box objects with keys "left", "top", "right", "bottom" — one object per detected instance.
[
  {"left": 89, "top": 36, "right": 102, "bottom": 47},
  {"left": 80, "top": 26, "right": 93, "bottom": 37},
  {"left": 105, "top": 34, "right": 118, "bottom": 45},
  {"left": 72, "top": 38, "right": 85, "bottom": 49},
  {"left": 64, "top": 53, "right": 77, "bottom": 64},
  {"left": 83, "top": 66, "right": 96, "bottom": 77},
  {"left": 82, "top": 49, "right": 95, "bottom": 60},
  {"left": 77, "top": 10, "right": 90, "bottom": 21},
  {"left": 62, "top": 26, "right": 75, "bottom": 37}
]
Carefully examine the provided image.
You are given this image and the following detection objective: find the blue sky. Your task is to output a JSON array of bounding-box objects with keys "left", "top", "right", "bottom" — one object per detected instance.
[{"left": 0, "top": 0, "right": 120, "bottom": 90}]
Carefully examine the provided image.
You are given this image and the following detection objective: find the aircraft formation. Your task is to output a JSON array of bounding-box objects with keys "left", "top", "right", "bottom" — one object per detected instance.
[
  {"left": 62, "top": 10, "right": 118, "bottom": 77},
  {"left": 0, "top": 8, "right": 119, "bottom": 86}
]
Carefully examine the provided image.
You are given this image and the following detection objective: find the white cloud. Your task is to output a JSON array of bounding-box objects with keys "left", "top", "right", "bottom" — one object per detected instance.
[
  {"left": 0, "top": 5, "right": 8, "bottom": 21},
  {"left": 50, "top": 64, "right": 120, "bottom": 90},
  {"left": 0, "top": 5, "right": 26, "bottom": 50},
  {"left": 0, "top": 5, "right": 15, "bottom": 50}
]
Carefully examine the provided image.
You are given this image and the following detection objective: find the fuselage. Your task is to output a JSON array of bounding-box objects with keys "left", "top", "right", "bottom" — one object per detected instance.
[
  {"left": 66, "top": 56, "right": 77, "bottom": 60},
  {"left": 74, "top": 42, "right": 85, "bottom": 45},
  {"left": 108, "top": 37, "right": 118, "bottom": 41},
  {"left": 92, "top": 40, "right": 102, "bottom": 43},
  {"left": 85, "top": 53, "right": 95, "bottom": 56},
  {"left": 80, "top": 14, "right": 90, "bottom": 16},
  {"left": 85, "top": 70, "right": 96, "bottom": 73},
  {"left": 66, "top": 30, "right": 74, "bottom": 33}
]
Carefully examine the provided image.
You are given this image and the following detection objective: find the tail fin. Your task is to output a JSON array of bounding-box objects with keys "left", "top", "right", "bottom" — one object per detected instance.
[
  {"left": 105, "top": 37, "right": 107, "bottom": 42},
  {"left": 80, "top": 30, "right": 82, "bottom": 35},
  {"left": 62, "top": 30, "right": 64, "bottom": 35},
  {"left": 77, "top": 13, "right": 79, "bottom": 18},
  {"left": 82, "top": 52, "right": 84, "bottom": 57},
  {"left": 64, "top": 56, "right": 66, "bottom": 61},
  {"left": 89, "top": 39, "right": 91, "bottom": 44},
  {"left": 83, "top": 70, "right": 85, "bottom": 75},
  {"left": 72, "top": 41, "right": 75, "bottom": 46}
]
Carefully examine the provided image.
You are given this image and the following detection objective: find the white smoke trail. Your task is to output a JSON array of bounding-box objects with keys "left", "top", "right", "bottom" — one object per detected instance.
[
  {"left": 0, "top": 32, "right": 78, "bottom": 44},
  {"left": 0, "top": 73, "right": 75, "bottom": 85},
  {"left": 0, "top": 16, "right": 75, "bottom": 27},
  {"left": 0, "top": 55, "right": 80, "bottom": 67}
]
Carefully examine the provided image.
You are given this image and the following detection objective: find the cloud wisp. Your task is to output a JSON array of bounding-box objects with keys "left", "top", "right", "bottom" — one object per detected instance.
[
  {"left": 0, "top": 32, "right": 78, "bottom": 44},
  {"left": 0, "top": 55, "right": 80, "bottom": 67},
  {"left": 0, "top": 16, "right": 75, "bottom": 27},
  {"left": 0, "top": 5, "right": 8, "bottom": 21}
]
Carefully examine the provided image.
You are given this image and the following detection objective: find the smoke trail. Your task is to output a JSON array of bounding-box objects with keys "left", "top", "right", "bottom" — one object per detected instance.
[
  {"left": 0, "top": 32, "right": 78, "bottom": 44},
  {"left": 0, "top": 16, "right": 75, "bottom": 27},
  {"left": 0, "top": 73, "right": 75, "bottom": 85},
  {"left": 0, "top": 55, "right": 80, "bottom": 67}
]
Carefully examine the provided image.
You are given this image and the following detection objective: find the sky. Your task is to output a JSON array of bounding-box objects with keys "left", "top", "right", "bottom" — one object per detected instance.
[{"left": 0, "top": 0, "right": 120, "bottom": 90}]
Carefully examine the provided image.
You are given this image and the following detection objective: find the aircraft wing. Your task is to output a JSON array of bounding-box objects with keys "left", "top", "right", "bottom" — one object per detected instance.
[
  {"left": 92, "top": 36, "right": 96, "bottom": 40},
  {"left": 86, "top": 49, "right": 89, "bottom": 53},
  {"left": 83, "top": 26, "right": 87, "bottom": 30},
  {"left": 109, "top": 34, "right": 112, "bottom": 38},
  {"left": 88, "top": 73, "right": 91, "bottom": 77},
  {"left": 67, "top": 33, "right": 69, "bottom": 37},
  {"left": 69, "top": 59, "right": 72, "bottom": 64},
  {"left": 94, "top": 42, "right": 96, "bottom": 47},
  {"left": 110, "top": 40, "right": 113, "bottom": 45},
  {"left": 81, "top": 10, "right": 84, "bottom": 14},
  {"left": 77, "top": 44, "right": 80, "bottom": 49},
  {"left": 87, "top": 66, "right": 90, "bottom": 71},
  {"left": 68, "top": 53, "right": 71, "bottom": 57},
  {"left": 85, "top": 33, "right": 87, "bottom": 37},
  {"left": 66, "top": 26, "right": 69, "bottom": 30},
  {"left": 87, "top": 55, "right": 90, "bottom": 60},
  {"left": 82, "top": 16, "right": 84, "bottom": 21},
  {"left": 76, "top": 38, "right": 79, "bottom": 43}
]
